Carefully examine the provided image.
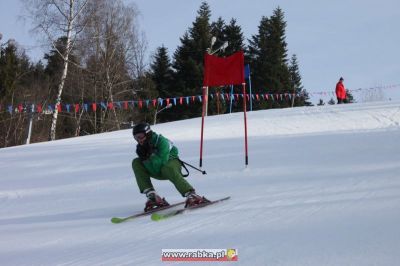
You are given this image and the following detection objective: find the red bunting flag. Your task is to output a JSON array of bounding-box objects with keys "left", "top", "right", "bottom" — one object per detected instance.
[
  {"left": 203, "top": 51, "right": 245, "bottom": 87},
  {"left": 75, "top": 104, "right": 80, "bottom": 113},
  {"left": 57, "top": 104, "right": 62, "bottom": 112}
]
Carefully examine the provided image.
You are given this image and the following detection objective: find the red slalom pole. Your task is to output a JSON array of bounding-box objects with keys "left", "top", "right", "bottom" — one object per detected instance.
[
  {"left": 199, "top": 86, "right": 207, "bottom": 168},
  {"left": 242, "top": 83, "right": 249, "bottom": 166}
]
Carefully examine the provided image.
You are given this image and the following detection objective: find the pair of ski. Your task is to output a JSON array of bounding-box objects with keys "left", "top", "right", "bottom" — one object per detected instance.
[{"left": 111, "top": 196, "right": 230, "bottom": 224}]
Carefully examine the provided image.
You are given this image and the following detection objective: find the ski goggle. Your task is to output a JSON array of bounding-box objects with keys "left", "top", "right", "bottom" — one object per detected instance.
[{"left": 134, "top": 133, "right": 146, "bottom": 142}]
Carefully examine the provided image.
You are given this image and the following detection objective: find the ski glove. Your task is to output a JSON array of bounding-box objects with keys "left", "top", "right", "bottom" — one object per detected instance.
[{"left": 136, "top": 143, "right": 153, "bottom": 161}]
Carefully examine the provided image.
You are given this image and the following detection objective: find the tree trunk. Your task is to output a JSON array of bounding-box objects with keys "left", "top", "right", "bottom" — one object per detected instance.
[
  {"left": 107, "top": 72, "right": 120, "bottom": 131},
  {"left": 49, "top": 1, "right": 74, "bottom": 141}
]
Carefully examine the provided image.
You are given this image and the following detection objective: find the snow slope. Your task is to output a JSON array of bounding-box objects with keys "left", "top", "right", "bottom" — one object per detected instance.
[{"left": 1, "top": 101, "right": 400, "bottom": 265}]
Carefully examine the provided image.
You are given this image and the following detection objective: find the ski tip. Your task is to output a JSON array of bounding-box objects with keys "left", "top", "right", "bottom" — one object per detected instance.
[
  {"left": 151, "top": 213, "right": 165, "bottom": 222},
  {"left": 111, "top": 217, "right": 124, "bottom": 224}
]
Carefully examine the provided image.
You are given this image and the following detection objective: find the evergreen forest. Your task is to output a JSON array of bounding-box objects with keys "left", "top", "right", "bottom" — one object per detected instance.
[{"left": 1, "top": 1, "right": 317, "bottom": 147}]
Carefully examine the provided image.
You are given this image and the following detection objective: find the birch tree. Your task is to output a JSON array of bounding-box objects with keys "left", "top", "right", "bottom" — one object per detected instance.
[
  {"left": 24, "top": 0, "right": 90, "bottom": 140},
  {"left": 81, "top": 0, "right": 147, "bottom": 132}
]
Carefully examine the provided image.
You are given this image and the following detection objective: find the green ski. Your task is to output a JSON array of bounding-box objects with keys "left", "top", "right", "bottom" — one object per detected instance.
[
  {"left": 151, "top": 196, "right": 230, "bottom": 221},
  {"left": 111, "top": 201, "right": 185, "bottom": 223}
]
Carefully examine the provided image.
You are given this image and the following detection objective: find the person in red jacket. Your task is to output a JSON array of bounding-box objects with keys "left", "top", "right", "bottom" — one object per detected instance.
[{"left": 335, "top": 77, "right": 347, "bottom": 104}]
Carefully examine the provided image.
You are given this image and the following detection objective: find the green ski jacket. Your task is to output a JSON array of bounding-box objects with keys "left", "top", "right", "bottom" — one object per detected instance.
[{"left": 142, "top": 132, "right": 179, "bottom": 176}]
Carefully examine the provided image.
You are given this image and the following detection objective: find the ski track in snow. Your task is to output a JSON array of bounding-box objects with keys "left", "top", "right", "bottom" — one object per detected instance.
[{"left": 0, "top": 101, "right": 400, "bottom": 265}]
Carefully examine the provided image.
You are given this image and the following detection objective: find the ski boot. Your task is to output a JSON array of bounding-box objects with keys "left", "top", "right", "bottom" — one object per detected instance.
[
  {"left": 184, "top": 190, "right": 210, "bottom": 208},
  {"left": 144, "top": 189, "right": 169, "bottom": 212}
]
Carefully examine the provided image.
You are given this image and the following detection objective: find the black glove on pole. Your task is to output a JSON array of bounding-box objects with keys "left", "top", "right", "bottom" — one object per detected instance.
[{"left": 136, "top": 142, "right": 152, "bottom": 161}]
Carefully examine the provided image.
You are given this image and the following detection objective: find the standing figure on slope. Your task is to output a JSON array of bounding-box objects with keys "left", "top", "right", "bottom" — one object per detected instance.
[
  {"left": 131, "top": 123, "right": 208, "bottom": 211},
  {"left": 335, "top": 77, "right": 347, "bottom": 104}
]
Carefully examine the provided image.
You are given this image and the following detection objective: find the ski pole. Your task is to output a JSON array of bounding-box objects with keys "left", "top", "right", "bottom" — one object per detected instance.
[{"left": 179, "top": 159, "right": 207, "bottom": 175}]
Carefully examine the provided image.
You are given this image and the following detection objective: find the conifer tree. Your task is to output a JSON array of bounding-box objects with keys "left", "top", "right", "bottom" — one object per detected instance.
[
  {"left": 222, "top": 18, "right": 246, "bottom": 113},
  {"left": 149, "top": 46, "right": 174, "bottom": 122},
  {"left": 288, "top": 54, "right": 312, "bottom": 107},
  {"left": 0, "top": 42, "right": 23, "bottom": 147},
  {"left": 345, "top": 90, "right": 355, "bottom": 103},
  {"left": 328, "top": 98, "right": 336, "bottom": 105},
  {"left": 210, "top": 17, "right": 226, "bottom": 54},
  {"left": 0, "top": 40, "right": 49, "bottom": 147},
  {"left": 248, "top": 7, "right": 290, "bottom": 109},
  {"left": 248, "top": 15, "right": 270, "bottom": 96},
  {"left": 44, "top": 37, "right": 68, "bottom": 92},
  {"left": 224, "top": 19, "right": 245, "bottom": 55},
  {"left": 172, "top": 2, "right": 212, "bottom": 120},
  {"left": 150, "top": 46, "right": 173, "bottom": 99},
  {"left": 0, "top": 41, "right": 18, "bottom": 100}
]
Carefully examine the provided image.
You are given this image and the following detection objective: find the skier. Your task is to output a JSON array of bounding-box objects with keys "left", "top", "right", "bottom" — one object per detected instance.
[
  {"left": 335, "top": 77, "right": 347, "bottom": 104},
  {"left": 131, "top": 123, "right": 208, "bottom": 211}
]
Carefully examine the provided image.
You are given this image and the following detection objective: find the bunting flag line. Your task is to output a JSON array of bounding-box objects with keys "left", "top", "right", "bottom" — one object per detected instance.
[{"left": 2, "top": 83, "right": 399, "bottom": 115}]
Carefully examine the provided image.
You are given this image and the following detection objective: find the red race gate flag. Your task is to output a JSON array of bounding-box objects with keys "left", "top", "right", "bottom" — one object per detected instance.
[
  {"left": 200, "top": 50, "right": 248, "bottom": 168},
  {"left": 203, "top": 51, "right": 245, "bottom": 87}
]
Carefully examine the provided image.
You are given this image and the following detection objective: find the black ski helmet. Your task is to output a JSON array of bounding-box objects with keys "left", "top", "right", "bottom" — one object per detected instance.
[{"left": 132, "top": 123, "right": 151, "bottom": 136}]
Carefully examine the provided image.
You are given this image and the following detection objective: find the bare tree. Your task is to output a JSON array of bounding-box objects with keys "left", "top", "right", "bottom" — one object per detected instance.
[
  {"left": 24, "top": 0, "right": 90, "bottom": 140},
  {"left": 80, "top": 0, "right": 148, "bottom": 132}
]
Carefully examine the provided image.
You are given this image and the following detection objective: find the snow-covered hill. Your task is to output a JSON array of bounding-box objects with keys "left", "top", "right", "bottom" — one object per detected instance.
[{"left": 1, "top": 101, "right": 400, "bottom": 265}]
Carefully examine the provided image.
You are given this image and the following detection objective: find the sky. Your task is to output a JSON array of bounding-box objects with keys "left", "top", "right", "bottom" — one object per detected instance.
[
  {"left": 1, "top": 0, "right": 400, "bottom": 103},
  {"left": 1, "top": 100, "right": 400, "bottom": 265}
]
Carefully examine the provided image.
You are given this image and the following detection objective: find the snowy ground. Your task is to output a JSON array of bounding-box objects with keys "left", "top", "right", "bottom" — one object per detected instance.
[{"left": 1, "top": 101, "right": 400, "bottom": 265}]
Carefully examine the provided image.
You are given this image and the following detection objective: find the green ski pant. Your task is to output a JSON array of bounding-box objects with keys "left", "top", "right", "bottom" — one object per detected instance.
[{"left": 132, "top": 158, "right": 193, "bottom": 196}]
